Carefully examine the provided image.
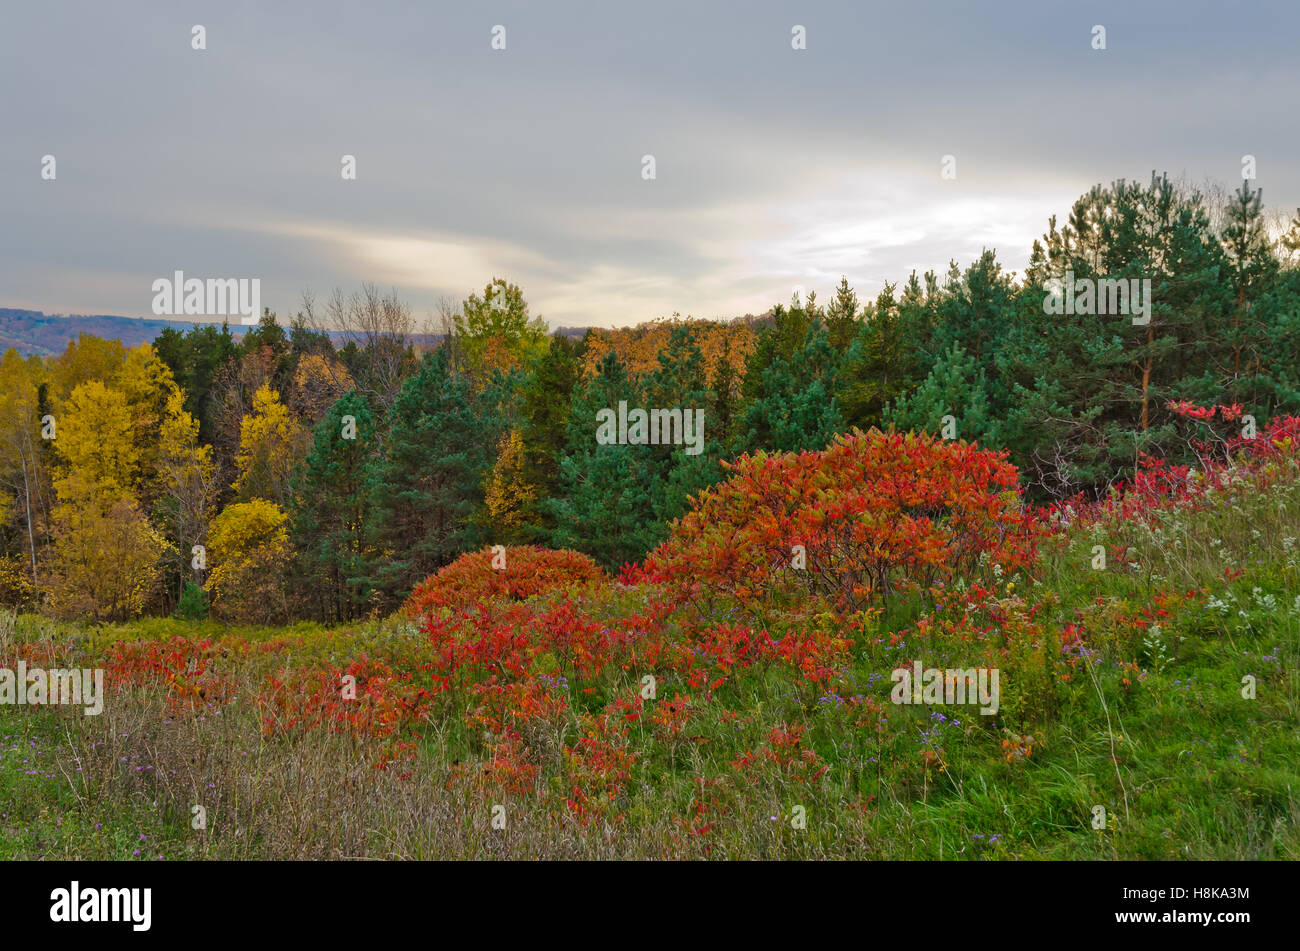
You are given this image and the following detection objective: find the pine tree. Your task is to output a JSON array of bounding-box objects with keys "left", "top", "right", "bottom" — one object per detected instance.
[
  {"left": 1219, "top": 179, "right": 1280, "bottom": 403},
  {"left": 365, "top": 349, "right": 499, "bottom": 606},
  {"left": 517, "top": 332, "right": 582, "bottom": 538},
  {"left": 290, "top": 391, "right": 377, "bottom": 621},
  {"left": 547, "top": 351, "right": 663, "bottom": 571},
  {"left": 885, "top": 343, "right": 992, "bottom": 444},
  {"left": 709, "top": 334, "right": 739, "bottom": 448},
  {"left": 931, "top": 250, "right": 1017, "bottom": 368},
  {"left": 644, "top": 325, "right": 723, "bottom": 525},
  {"left": 1281, "top": 208, "right": 1300, "bottom": 262},
  {"left": 737, "top": 317, "right": 842, "bottom": 454},
  {"left": 824, "top": 276, "right": 861, "bottom": 354},
  {"left": 838, "top": 282, "right": 912, "bottom": 429},
  {"left": 999, "top": 173, "right": 1229, "bottom": 497},
  {"left": 153, "top": 323, "right": 237, "bottom": 444}
]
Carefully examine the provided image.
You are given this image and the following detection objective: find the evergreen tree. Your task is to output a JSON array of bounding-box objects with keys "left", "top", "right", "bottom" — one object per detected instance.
[
  {"left": 838, "top": 282, "right": 912, "bottom": 429},
  {"left": 153, "top": 323, "right": 238, "bottom": 443},
  {"left": 931, "top": 250, "right": 1018, "bottom": 374},
  {"left": 365, "top": 349, "right": 500, "bottom": 607},
  {"left": 998, "top": 173, "right": 1231, "bottom": 497},
  {"left": 739, "top": 294, "right": 817, "bottom": 405},
  {"left": 1218, "top": 179, "right": 1281, "bottom": 407},
  {"left": 517, "top": 332, "right": 582, "bottom": 538},
  {"left": 824, "top": 277, "right": 861, "bottom": 354},
  {"left": 241, "top": 311, "right": 294, "bottom": 390},
  {"left": 547, "top": 351, "right": 662, "bottom": 570},
  {"left": 644, "top": 325, "right": 723, "bottom": 525},
  {"left": 737, "top": 316, "right": 842, "bottom": 454},
  {"left": 885, "top": 343, "right": 993, "bottom": 444},
  {"left": 709, "top": 334, "right": 739, "bottom": 449},
  {"left": 290, "top": 391, "right": 377, "bottom": 621}
]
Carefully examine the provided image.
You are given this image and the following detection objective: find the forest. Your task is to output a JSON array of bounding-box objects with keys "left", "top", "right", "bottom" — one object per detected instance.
[{"left": 1, "top": 172, "right": 1298, "bottom": 627}]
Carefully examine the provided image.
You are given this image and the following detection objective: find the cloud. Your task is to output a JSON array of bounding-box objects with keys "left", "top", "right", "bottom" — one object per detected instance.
[{"left": 2, "top": 1, "right": 1297, "bottom": 329}]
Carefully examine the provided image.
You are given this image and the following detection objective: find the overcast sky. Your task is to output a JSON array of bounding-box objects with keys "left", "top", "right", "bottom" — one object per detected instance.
[{"left": 3, "top": 1, "right": 1297, "bottom": 329}]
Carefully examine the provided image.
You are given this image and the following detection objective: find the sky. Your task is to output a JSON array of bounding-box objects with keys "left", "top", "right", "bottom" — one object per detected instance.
[{"left": 3, "top": 0, "right": 1298, "bottom": 330}]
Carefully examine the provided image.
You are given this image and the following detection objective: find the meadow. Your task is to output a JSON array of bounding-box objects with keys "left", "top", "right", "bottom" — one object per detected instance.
[{"left": 2, "top": 414, "right": 1298, "bottom": 861}]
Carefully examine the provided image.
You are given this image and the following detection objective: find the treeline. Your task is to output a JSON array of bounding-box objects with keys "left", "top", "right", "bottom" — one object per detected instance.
[{"left": 2, "top": 173, "right": 1299, "bottom": 624}]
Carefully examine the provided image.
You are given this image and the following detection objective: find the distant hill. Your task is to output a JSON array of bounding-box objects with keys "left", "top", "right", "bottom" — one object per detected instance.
[
  {"left": 0, "top": 309, "right": 734, "bottom": 358},
  {"left": 0, "top": 308, "right": 448, "bottom": 357},
  {"left": 0, "top": 309, "right": 260, "bottom": 357}
]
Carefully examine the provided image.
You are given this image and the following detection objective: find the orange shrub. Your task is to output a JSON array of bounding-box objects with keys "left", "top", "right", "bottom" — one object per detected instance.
[{"left": 403, "top": 545, "right": 606, "bottom": 618}]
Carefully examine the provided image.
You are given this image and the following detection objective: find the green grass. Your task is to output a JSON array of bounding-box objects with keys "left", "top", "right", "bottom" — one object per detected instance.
[{"left": 0, "top": 706, "right": 191, "bottom": 860}]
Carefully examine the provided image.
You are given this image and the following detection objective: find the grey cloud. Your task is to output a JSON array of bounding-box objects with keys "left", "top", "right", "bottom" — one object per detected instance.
[{"left": 2, "top": 0, "right": 1296, "bottom": 326}]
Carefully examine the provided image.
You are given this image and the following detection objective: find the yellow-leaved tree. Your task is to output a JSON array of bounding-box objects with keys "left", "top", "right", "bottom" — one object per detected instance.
[
  {"left": 49, "top": 334, "right": 126, "bottom": 403},
  {"left": 157, "top": 389, "right": 218, "bottom": 601},
  {"left": 53, "top": 379, "right": 139, "bottom": 505},
  {"left": 205, "top": 498, "right": 290, "bottom": 623},
  {"left": 0, "top": 349, "right": 49, "bottom": 589},
  {"left": 113, "top": 343, "right": 183, "bottom": 505},
  {"left": 47, "top": 480, "right": 172, "bottom": 622},
  {"left": 290, "top": 352, "right": 354, "bottom": 423},
  {"left": 46, "top": 379, "right": 169, "bottom": 619},
  {"left": 481, "top": 428, "right": 537, "bottom": 543},
  {"left": 233, "top": 384, "right": 307, "bottom": 506}
]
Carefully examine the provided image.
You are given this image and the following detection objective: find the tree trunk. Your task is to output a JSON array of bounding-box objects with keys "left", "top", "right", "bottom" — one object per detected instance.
[
  {"left": 18, "top": 443, "right": 37, "bottom": 583},
  {"left": 1139, "top": 321, "right": 1155, "bottom": 432}
]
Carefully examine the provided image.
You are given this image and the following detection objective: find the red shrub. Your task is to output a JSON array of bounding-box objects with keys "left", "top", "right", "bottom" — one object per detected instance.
[
  {"left": 644, "top": 428, "right": 1040, "bottom": 613},
  {"left": 256, "top": 655, "right": 435, "bottom": 741},
  {"left": 103, "top": 637, "right": 238, "bottom": 712},
  {"left": 1051, "top": 411, "right": 1300, "bottom": 533},
  {"left": 403, "top": 545, "right": 606, "bottom": 618}
]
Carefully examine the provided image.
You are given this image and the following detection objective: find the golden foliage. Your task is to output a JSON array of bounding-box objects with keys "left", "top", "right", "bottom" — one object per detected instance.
[
  {"left": 233, "top": 385, "right": 307, "bottom": 504},
  {"left": 0, "top": 349, "right": 46, "bottom": 529},
  {"left": 158, "top": 389, "right": 218, "bottom": 559},
  {"left": 205, "top": 498, "right": 291, "bottom": 624},
  {"left": 483, "top": 429, "right": 538, "bottom": 539},
  {"left": 113, "top": 344, "right": 182, "bottom": 503},
  {"left": 291, "top": 353, "right": 355, "bottom": 422},
  {"left": 52, "top": 380, "right": 139, "bottom": 505},
  {"left": 49, "top": 334, "right": 126, "bottom": 402},
  {"left": 581, "top": 317, "right": 754, "bottom": 380},
  {"left": 46, "top": 492, "right": 172, "bottom": 622}
]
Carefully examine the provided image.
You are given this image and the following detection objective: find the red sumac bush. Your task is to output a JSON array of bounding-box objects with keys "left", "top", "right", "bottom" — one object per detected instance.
[
  {"left": 403, "top": 545, "right": 606, "bottom": 618},
  {"left": 643, "top": 428, "right": 1040, "bottom": 612}
]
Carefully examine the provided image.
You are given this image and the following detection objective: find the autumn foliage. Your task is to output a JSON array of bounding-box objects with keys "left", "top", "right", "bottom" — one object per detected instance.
[
  {"left": 403, "top": 544, "right": 606, "bottom": 618},
  {"left": 581, "top": 316, "right": 754, "bottom": 381},
  {"left": 641, "top": 428, "right": 1041, "bottom": 612}
]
